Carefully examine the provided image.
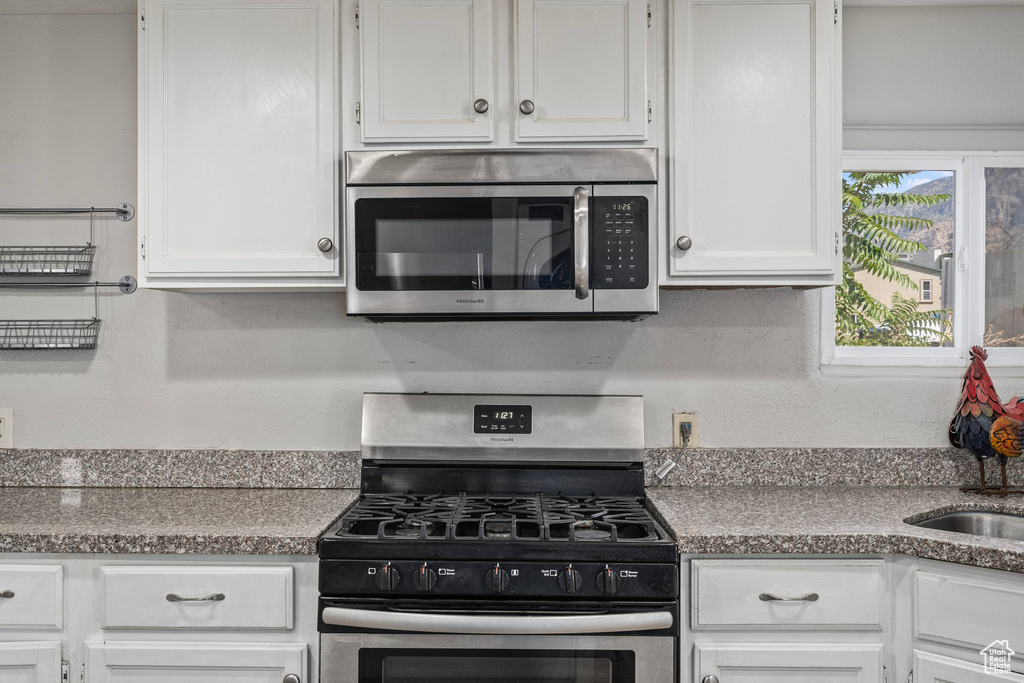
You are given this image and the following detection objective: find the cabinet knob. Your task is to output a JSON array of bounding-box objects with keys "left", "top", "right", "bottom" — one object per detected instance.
[
  {"left": 283, "top": 675, "right": 300, "bottom": 683},
  {"left": 317, "top": 237, "right": 334, "bottom": 253},
  {"left": 519, "top": 99, "right": 535, "bottom": 115},
  {"left": 702, "top": 676, "right": 719, "bottom": 683},
  {"left": 473, "top": 98, "right": 489, "bottom": 114},
  {"left": 676, "top": 236, "right": 693, "bottom": 251}
]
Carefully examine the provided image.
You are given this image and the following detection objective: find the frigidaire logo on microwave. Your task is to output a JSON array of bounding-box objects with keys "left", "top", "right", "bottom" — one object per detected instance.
[{"left": 456, "top": 299, "right": 484, "bottom": 304}]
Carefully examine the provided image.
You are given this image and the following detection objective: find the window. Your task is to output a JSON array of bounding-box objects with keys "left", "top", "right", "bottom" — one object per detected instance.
[{"left": 823, "top": 153, "right": 1024, "bottom": 370}]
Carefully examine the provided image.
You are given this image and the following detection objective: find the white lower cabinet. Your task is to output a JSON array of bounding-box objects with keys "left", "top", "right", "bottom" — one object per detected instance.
[
  {"left": 0, "top": 554, "right": 318, "bottom": 683},
  {"left": 0, "top": 642, "right": 61, "bottom": 683},
  {"left": 913, "top": 651, "right": 1024, "bottom": 683},
  {"left": 85, "top": 642, "right": 305, "bottom": 683},
  {"left": 695, "top": 643, "right": 884, "bottom": 683}
]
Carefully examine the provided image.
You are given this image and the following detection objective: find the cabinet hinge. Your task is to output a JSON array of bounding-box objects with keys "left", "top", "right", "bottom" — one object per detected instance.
[
  {"left": 907, "top": 670, "right": 913, "bottom": 683},
  {"left": 355, "top": 101, "right": 361, "bottom": 125},
  {"left": 647, "top": 4, "right": 652, "bottom": 27},
  {"left": 61, "top": 661, "right": 70, "bottom": 683},
  {"left": 834, "top": 1, "right": 838, "bottom": 24},
  {"left": 647, "top": 100, "right": 652, "bottom": 123},
  {"left": 882, "top": 665, "right": 887, "bottom": 683},
  {"left": 355, "top": 5, "right": 359, "bottom": 28},
  {"left": 957, "top": 244, "right": 968, "bottom": 271},
  {"left": 140, "top": 12, "right": 145, "bottom": 30},
  {"left": 835, "top": 231, "right": 841, "bottom": 254},
  {"left": 140, "top": 236, "right": 146, "bottom": 260}
]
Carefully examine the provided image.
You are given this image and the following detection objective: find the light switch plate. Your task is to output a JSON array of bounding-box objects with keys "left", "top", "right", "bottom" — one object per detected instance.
[{"left": 0, "top": 408, "right": 11, "bottom": 448}]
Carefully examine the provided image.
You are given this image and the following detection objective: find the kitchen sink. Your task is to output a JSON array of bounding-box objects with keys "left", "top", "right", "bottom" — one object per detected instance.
[{"left": 907, "top": 510, "right": 1024, "bottom": 542}]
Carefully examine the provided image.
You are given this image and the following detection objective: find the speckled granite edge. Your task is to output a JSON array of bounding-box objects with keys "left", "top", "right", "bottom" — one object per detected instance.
[
  {"left": 0, "top": 533, "right": 322, "bottom": 555},
  {"left": 644, "top": 447, "right": 1024, "bottom": 487},
  {"left": 0, "top": 449, "right": 361, "bottom": 488},
  {"left": 2, "top": 447, "right": 1013, "bottom": 489}
]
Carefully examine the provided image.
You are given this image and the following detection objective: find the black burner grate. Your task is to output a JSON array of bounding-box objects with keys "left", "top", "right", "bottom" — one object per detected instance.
[{"left": 334, "top": 492, "right": 662, "bottom": 543}]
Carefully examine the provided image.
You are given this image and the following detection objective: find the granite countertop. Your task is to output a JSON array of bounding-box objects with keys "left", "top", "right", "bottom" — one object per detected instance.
[
  {"left": 0, "top": 487, "right": 359, "bottom": 555},
  {"left": 646, "top": 486, "right": 1024, "bottom": 573}
]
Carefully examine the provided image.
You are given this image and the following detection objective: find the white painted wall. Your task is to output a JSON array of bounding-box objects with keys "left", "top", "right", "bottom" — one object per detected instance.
[
  {"left": 844, "top": 5, "right": 1024, "bottom": 150},
  {"left": 0, "top": 9, "right": 1020, "bottom": 450}
]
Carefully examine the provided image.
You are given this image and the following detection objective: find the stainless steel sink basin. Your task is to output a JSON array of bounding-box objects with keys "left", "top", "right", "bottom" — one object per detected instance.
[{"left": 908, "top": 511, "right": 1024, "bottom": 542}]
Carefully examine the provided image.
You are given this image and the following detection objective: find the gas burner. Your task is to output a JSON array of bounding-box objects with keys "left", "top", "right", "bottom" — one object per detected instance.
[{"left": 332, "top": 492, "right": 663, "bottom": 544}]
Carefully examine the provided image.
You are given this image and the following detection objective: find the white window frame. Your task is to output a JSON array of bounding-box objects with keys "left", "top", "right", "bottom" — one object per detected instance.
[
  {"left": 920, "top": 278, "right": 933, "bottom": 303},
  {"left": 968, "top": 154, "right": 1024, "bottom": 369},
  {"left": 822, "top": 153, "right": 968, "bottom": 371}
]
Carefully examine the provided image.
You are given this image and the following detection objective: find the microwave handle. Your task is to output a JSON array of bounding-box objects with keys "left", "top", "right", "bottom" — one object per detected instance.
[
  {"left": 573, "top": 186, "right": 589, "bottom": 300},
  {"left": 321, "top": 606, "right": 672, "bottom": 635}
]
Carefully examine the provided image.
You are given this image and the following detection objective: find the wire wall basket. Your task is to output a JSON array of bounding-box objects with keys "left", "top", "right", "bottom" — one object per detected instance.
[
  {"left": 0, "top": 319, "right": 101, "bottom": 350},
  {"left": 0, "top": 245, "right": 97, "bottom": 276}
]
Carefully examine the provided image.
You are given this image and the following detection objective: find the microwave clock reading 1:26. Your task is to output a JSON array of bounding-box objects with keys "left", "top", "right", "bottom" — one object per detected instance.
[
  {"left": 474, "top": 405, "right": 533, "bottom": 434},
  {"left": 612, "top": 203, "right": 633, "bottom": 211}
]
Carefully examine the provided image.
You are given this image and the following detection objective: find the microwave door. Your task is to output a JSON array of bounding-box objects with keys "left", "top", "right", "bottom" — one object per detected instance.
[{"left": 347, "top": 185, "right": 594, "bottom": 317}]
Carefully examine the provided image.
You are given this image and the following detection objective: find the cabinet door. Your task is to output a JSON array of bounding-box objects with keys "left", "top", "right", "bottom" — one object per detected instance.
[
  {"left": 914, "top": 651, "right": 1024, "bottom": 683},
  {"left": 668, "top": 0, "right": 838, "bottom": 284},
  {"left": 0, "top": 642, "right": 61, "bottom": 683},
  {"left": 515, "top": 0, "right": 648, "bottom": 141},
  {"left": 360, "top": 0, "right": 493, "bottom": 142},
  {"left": 85, "top": 642, "right": 305, "bottom": 683},
  {"left": 141, "top": 0, "right": 338, "bottom": 278},
  {"left": 695, "top": 643, "right": 883, "bottom": 683}
]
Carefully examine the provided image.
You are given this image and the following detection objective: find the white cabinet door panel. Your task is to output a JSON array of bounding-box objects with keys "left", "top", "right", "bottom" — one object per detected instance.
[
  {"left": 360, "top": 0, "right": 493, "bottom": 141},
  {"left": 0, "top": 642, "right": 61, "bottom": 683},
  {"left": 695, "top": 643, "right": 883, "bottom": 683},
  {"left": 143, "top": 0, "right": 338, "bottom": 278},
  {"left": 85, "top": 642, "right": 306, "bottom": 683},
  {"left": 914, "top": 651, "right": 1024, "bottom": 683},
  {"left": 515, "top": 0, "right": 647, "bottom": 141},
  {"left": 669, "top": 0, "right": 837, "bottom": 281},
  {"left": 0, "top": 565, "right": 62, "bottom": 629}
]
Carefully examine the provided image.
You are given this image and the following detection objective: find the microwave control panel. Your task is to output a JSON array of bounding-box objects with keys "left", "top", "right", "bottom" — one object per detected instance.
[{"left": 592, "top": 197, "right": 649, "bottom": 289}]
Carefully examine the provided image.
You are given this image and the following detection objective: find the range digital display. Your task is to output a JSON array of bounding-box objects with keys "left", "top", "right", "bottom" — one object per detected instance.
[{"left": 474, "top": 404, "right": 532, "bottom": 434}]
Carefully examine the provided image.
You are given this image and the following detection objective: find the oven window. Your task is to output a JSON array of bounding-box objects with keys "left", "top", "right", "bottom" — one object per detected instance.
[
  {"left": 360, "top": 648, "right": 635, "bottom": 683},
  {"left": 354, "top": 197, "right": 574, "bottom": 291}
]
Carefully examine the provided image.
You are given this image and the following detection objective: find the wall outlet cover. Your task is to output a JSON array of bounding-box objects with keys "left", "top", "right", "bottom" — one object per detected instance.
[
  {"left": 672, "top": 412, "right": 698, "bottom": 448},
  {"left": 0, "top": 408, "right": 11, "bottom": 448}
]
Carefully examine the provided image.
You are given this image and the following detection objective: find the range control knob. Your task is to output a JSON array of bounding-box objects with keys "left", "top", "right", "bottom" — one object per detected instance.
[
  {"left": 596, "top": 565, "right": 619, "bottom": 595},
  {"left": 413, "top": 564, "right": 437, "bottom": 592},
  {"left": 486, "top": 565, "right": 510, "bottom": 593},
  {"left": 375, "top": 563, "right": 400, "bottom": 591},
  {"left": 558, "top": 565, "right": 583, "bottom": 593}
]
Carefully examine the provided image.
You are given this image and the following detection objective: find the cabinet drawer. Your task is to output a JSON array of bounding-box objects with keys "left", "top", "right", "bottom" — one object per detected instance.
[
  {"left": 100, "top": 566, "right": 293, "bottom": 629},
  {"left": 915, "top": 570, "right": 1024, "bottom": 655},
  {"left": 691, "top": 559, "right": 884, "bottom": 629},
  {"left": 0, "top": 565, "right": 62, "bottom": 629}
]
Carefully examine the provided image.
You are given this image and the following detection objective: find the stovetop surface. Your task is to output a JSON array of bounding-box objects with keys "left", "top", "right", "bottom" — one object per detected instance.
[{"left": 331, "top": 492, "right": 663, "bottom": 542}]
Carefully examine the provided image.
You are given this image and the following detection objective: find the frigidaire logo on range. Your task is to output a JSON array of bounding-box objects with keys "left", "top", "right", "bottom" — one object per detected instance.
[
  {"left": 456, "top": 298, "right": 484, "bottom": 304},
  {"left": 490, "top": 437, "right": 514, "bottom": 442}
]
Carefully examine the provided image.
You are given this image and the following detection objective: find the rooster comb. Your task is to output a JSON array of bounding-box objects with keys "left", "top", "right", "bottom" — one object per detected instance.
[{"left": 970, "top": 345, "right": 988, "bottom": 361}]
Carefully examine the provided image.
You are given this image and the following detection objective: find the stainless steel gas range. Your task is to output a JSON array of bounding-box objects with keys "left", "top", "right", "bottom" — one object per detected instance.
[{"left": 318, "top": 393, "right": 679, "bottom": 683}]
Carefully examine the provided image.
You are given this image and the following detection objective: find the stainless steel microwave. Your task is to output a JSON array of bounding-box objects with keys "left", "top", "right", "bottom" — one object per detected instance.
[{"left": 344, "top": 149, "right": 658, "bottom": 321}]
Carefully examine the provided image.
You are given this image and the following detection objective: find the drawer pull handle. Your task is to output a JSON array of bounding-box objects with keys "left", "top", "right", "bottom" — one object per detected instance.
[
  {"left": 759, "top": 592, "right": 818, "bottom": 602},
  {"left": 166, "top": 592, "right": 225, "bottom": 603},
  {"left": 0, "top": 590, "right": 13, "bottom": 599}
]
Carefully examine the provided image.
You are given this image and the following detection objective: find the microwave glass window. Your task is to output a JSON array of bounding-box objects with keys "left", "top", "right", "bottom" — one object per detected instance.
[
  {"left": 355, "top": 198, "right": 574, "bottom": 291},
  {"left": 361, "top": 649, "right": 636, "bottom": 683}
]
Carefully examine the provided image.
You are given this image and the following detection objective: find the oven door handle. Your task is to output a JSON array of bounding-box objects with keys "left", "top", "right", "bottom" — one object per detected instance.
[{"left": 321, "top": 606, "right": 672, "bottom": 634}]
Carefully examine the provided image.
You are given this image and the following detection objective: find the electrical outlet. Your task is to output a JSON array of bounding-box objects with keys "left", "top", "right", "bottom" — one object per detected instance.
[
  {"left": 672, "top": 412, "right": 698, "bottom": 448},
  {"left": 0, "top": 408, "right": 11, "bottom": 448}
]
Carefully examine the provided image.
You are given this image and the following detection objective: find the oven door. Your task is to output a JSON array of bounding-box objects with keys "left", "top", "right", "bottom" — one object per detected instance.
[
  {"left": 321, "top": 632, "right": 674, "bottom": 683},
  {"left": 345, "top": 184, "right": 594, "bottom": 318}
]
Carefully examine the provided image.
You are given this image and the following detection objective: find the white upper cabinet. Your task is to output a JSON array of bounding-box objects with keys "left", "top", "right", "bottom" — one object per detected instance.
[
  {"left": 140, "top": 0, "right": 339, "bottom": 286},
  {"left": 359, "top": 0, "right": 494, "bottom": 142},
  {"left": 515, "top": 0, "right": 648, "bottom": 141},
  {"left": 667, "top": 0, "right": 839, "bottom": 286},
  {"left": 354, "top": 0, "right": 650, "bottom": 145}
]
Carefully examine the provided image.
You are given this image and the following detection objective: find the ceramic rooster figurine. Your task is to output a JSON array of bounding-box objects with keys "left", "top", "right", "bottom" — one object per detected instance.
[{"left": 949, "top": 346, "right": 1024, "bottom": 496}]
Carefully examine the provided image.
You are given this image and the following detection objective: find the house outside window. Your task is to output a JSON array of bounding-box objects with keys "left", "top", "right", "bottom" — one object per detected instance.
[{"left": 822, "top": 152, "right": 1024, "bottom": 371}]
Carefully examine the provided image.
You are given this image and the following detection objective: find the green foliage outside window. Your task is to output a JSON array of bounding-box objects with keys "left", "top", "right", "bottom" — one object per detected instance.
[{"left": 837, "top": 171, "right": 953, "bottom": 347}]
